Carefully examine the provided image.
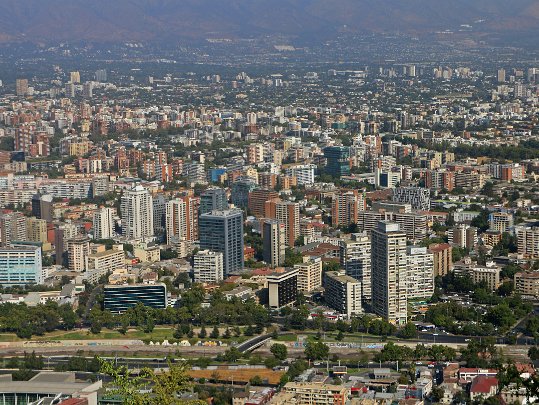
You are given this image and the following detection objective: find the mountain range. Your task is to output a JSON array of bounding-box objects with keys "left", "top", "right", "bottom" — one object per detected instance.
[{"left": 0, "top": 0, "right": 538, "bottom": 43}]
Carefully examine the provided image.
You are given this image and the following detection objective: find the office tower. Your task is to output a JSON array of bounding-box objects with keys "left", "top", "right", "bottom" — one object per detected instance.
[
  {"left": 95, "top": 69, "right": 107, "bottom": 82},
  {"left": 54, "top": 223, "right": 78, "bottom": 266},
  {"left": 375, "top": 167, "right": 402, "bottom": 189},
  {"left": 31, "top": 194, "right": 54, "bottom": 222},
  {"left": 15, "top": 79, "right": 29, "bottom": 96},
  {"left": 267, "top": 268, "right": 299, "bottom": 309},
  {"left": 26, "top": 217, "right": 48, "bottom": 244},
  {"left": 165, "top": 196, "right": 199, "bottom": 245},
  {"left": 324, "top": 271, "right": 363, "bottom": 318},
  {"left": 120, "top": 185, "right": 154, "bottom": 240},
  {"left": 263, "top": 219, "right": 286, "bottom": 268},
  {"left": 0, "top": 211, "right": 27, "bottom": 247},
  {"left": 340, "top": 233, "right": 372, "bottom": 302},
  {"left": 193, "top": 250, "right": 224, "bottom": 284},
  {"left": 497, "top": 68, "right": 506, "bottom": 83},
  {"left": 273, "top": 201, "right": 300, "bottom": 247},
  {"left": 82, "top": 81, "right": 93, "bottom": 98},
  {"left": 199, "top": 209, "right": 244, "bottom": 276},
  {"left": 429, "top": 243, "right": 453, "bottom": 277},
  {"left": 331, "top": 190, "right": 366, "bottom": 227},
  {"left": 231, "top": 177, "right": 258, "bottom": 209},
  {"left": 295, "top": 257, "right": 323, "bottom": 293},
  {"left": 200, "top": 188, "right": 228, "bottom": 215},
  {"left": 67, "top": 236, "right": 90, "bottom": 271},
  {"left": 406, "top": 246, "right": 434, "bottom": 299},
  {"left": 104, "top": 283, "right": 167, "bottom": 313},
  {"left": 371, "top": 221, "right": 408, "bottom": 324},
  {"left": 323, "top": 146, "right": 350, "bottom": 177},
  {"left": 0, "top": 245, "right": 43, "bottom": 286},
  {"left": 152, "top": 194, "right": 167, "bottom": 236},
  {"left": 65, "top": 82, "right": 76, "bottom": 98},
  {"left": 392, "top": 187, "right": 431, "bottom": 211},
  {"left": 93, "top": 207, "right": 115, "bottom": 239},
  {"left": 248, "top": 189, "right": 279, "bottom": 218}
]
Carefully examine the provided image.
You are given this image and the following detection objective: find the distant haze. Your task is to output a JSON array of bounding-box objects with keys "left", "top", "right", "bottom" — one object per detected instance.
[{"left": 0, "top": 0, "right": 538, "bottom": 43}]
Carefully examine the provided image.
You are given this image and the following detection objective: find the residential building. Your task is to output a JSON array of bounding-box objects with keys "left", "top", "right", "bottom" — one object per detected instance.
[
  {"left": 294, "top": 257, "right": 323, "bottom": 293},
  {"left": 263, "top": 219, "right": 286, "bottom": 268},
  {"left": 193, "top": 250, "right": 224, "bottom": 284},
  {"left": 514, "top": 272, "right": 539, "bottom": 298},
  {"left": 324, "top": 271, "right": 363, "bottom": 318},
  {"left": 489, "top": 212, "right": 514, "bottom": 233},
  {"left": 103, "top": 283, "right": 167, "bottom": 313},
  {"left": 26, "top": 217, "right": 48, "bottom": 244},
  {"left": 120, "top": 185, "right": 154, "bottom": 240},
  {"left": 93, "top": 207, "right": 115, "bottom": 240},
  {"left": 231, "top": 177, "right": 258, "bottom": 208},
  {"left": 371, "top": 221, "right": 408, "bottom": 324},
  {"left": 199, "top": 209, "right": 244, "bottom": 276},
  {"left": 448, "top": 224, "right": 477, "bottom": 250},
  {"left": 339, "top": 233, "right": 372, "bottom": 302},
  {"left": 272, "top": 201, "right": 300, "bottom": 247},
  {"left": 331, "top": 190, "right": 366, "bottom": 227},
  {"left": 406, "top": 246, "right": 434, "bottom": 299},
  {"left": 85, "top": 248, "right": 125, "bottom": 283},
  {"left": 267, "top": 268, "right": 299, "bottom": 309},
  {"left": 165, "top": 196, "right": 199, "bottom": 245},
  {"left": 280, "top": 382, "right": 348, "bottom": 405},
  {"left": 516, "top": 225, "right": 539, "bottom": 258},
  {"left": 284, "top": 164, "right": 316, "bottom": 185},
  {"left": 429, "top": 243, "right": 453, "bottom": 277},
  {"left": 0, "top": 211, "right": 27, "bottom": 247},
  {"left": 248, "top": 189, "right": 280, "bottom": 218},
  {"left": 67, "top": 236, "right": 90, "bottom": 272}
]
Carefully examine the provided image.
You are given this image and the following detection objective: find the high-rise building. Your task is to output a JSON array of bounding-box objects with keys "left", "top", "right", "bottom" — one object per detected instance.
[
  {"left": 31, "top": 194, "right": 54, "bottom": 222},
  {"left": 199, "top": 209, "right": 244, "bottom": 276},
  {"left": 70, "top": 71, "right": 81, "bottom": 84},
  {"left": 324, "top": 271, "right": 363, "bottom": 319},
  {"left": 67, "top": 236, "right": 90, "bottom": 272},
  {"left": 165, "top": 196, "right": 199, "bottom": 245},
  {"left": 104, "top": 283, "right": 167, "bottom": 313},
  {"left": 95, "top": 69, "right": 107, "bottom": 82},
  {"left": 340, "top": 232, "right": 372, "bottom": 302},
  {"left": 497, "top": 68, "right": 506, "bottom": 83},
  {"left": 93, "top": 207, "right": 115, "bottom": 239},
  {"left": 448, "top": 224, "right": 477, "bottom": 250},
  {"left": 120, "top": 185, "right": 154, "bottom": 240},
  {"left": 85, "top": 247, "right": 125, "bottom": 283},
  {"left": 26, "top": 217, "right": 48, "bottom": 244},
  {"left": 263, "top": 219, "right": 286, "bottom": 268},
  {"left": 15, "top": 79, "right": 29, "bottom": 96},
  {"left": 267, "top": 268, "right": 299, "bottom": 309},
  {"left": 489, "top": 212, "right": 513, "bottom": 233},
  {"left": 248, "top": 189, "right": 280, "bottom": 218},
  {"left": 193, "top": 250, "right": 224, "bottom": 284},
  {"left": 273, "top": 201, "right": 300, "bottom": 247},
  {"left": 0, "top": 245, "right": 43, "bottom": 286},
  {"left": 331, "top": 190, "right": 366, "bottom": 227},
  {"left": 54, "top": 223, "right": 78, "bottom": 266},
  {"left": 200, "top": 188, "right": 228, "bottom": 215},
  {"left": 428, "top": 243, "right": 453, "bottom": 277},
  {"left": 406, "top": 246, "right": 434, "bottom": 299},
  {"left": 295, "top": 257, "right": 323, "bottom": 293},
  {"left": 231, "top": 177, "right": 258, "bottom": 209},
  {"left": 324, "top": 146, "right": 350, "bottom": 177},
  {"left": 152, "top": 194, "right": 167, "bottom": 236},
  {"left": 82, "top": 81, "right": 93, "bottom": 98},
  {"left": 0, "top": 211, "right": 27, "bottom": 247},
  {"left": 516, "top": 226, "right": 539, "bottom": 258},
  {"left": 65, "top": 82, "right": 76, "bottom": 98},
  {"left": 371, "top": 221, "right": 408, "bottom": 324}
]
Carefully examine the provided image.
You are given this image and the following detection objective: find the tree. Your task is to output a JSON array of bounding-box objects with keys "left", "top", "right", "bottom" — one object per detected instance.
[
  {"left": 222, "top": 347, "right": 242, "bottom": 362},
  {"left": 209, "top": 326, "right": 220, "bottom": 339},
  {"left": 270, "top": 343, "right": 288, "bottom": 361},
  {"left": 304, "top": 341, "right": 330, "bottom": 361},
  {"left": 249, "top": 375, "right": 263, "bottom": 386},
  {"left": 398, "top": 323, "right": 418, "bottom": 339},
  {"left": 336, "top": 330, "right": 345, "bottom": 341},
  {"left": 198, "top": 326, "right": 207, "bottom": 339}
]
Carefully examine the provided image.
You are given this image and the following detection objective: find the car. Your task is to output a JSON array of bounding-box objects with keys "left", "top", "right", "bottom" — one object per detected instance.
[{"left": 465, "top": 339, "right": 471, "bottom": 342}]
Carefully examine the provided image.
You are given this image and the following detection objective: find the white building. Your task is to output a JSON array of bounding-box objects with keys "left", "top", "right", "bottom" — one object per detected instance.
[
  {"left": 93, "top": 207, "right": 115, "bottom": 239},
  {"left": 120, "top": 185, "right": 154, "bottom": 240},
  {"left": 193, "top": 250, "right": 224, "bottom": 284},
  {"left": 340, "top": 232, "right": 372, "bottom": 302},
  {"left": 406, "top": 246, "right": 434, "bottom": 299},
  {"left": 285, "top": 164, "right": 316, "bottom": 186}
]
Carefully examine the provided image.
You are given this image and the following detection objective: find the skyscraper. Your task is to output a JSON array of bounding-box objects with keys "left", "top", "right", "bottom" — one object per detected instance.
[
  {"left": 95, "top": 69, "right": 107, "bottom": 82},
  {"left": 323, "top": 146, "right": 350, "bottom": 178},
  {"left": 340, "top": 232, "right": 372, "bottom": 302},
  {"left": 120, "top": 185, "right": 154, "bottom": 240},
  {"left": 273, "top": 201, "right": 300, "bottom": 247},
  {"left": 263, "top": 219, "right": 286, "bottom": 268},
  {"left": 166, "top": 196, "right": 199, "bottom": 245},
  {"left": 199, "top": 209, "right": 244, "bottom": 276},
  {"left": 200, "top": 188, "right": 228, "bottom": 215},
  {"left": 31, "top": 194, "right": 53, "bottom": 222},
  {"left": 93, "top": 207, "right": 115, "bottom": 240},
  {"left": 15, "top": 79, "right": 29, "bottom": 96},
  {"left": 324, "top": 271, "right": 363, "bottom": 319},
  {"left": 371, "top": 221, "right": 408, "bottom": 324}
]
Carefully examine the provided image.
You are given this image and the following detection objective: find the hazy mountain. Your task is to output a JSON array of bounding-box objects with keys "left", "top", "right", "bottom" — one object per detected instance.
[{"left": 0, "top": 0, "right": 538, "bottom": 43}]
